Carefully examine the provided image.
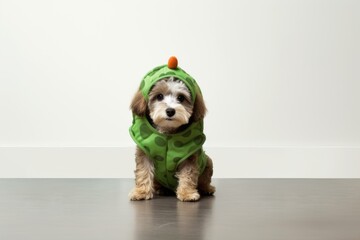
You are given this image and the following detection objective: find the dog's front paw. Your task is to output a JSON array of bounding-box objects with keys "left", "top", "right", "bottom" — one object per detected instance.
[
  {"left": 177, "top": 190, "right": 200, "bottom": 202},
  {"left": 129, "top": 188, "right": 153, "bottom": 201}
]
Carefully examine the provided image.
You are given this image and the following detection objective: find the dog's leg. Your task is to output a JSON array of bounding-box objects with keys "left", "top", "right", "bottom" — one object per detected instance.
[
  {"left": 198, "top": 155, "right": 216, "bottom": 195},
  {"left": 129, "top": 147, "right": 154, "bottom": 200},
  {"left": 176, "top": 155, "right": 200, "bottom": 202}
]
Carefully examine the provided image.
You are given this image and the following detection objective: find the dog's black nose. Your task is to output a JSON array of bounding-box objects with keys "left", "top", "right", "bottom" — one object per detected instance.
[{"left": 166, "top": 108, "right": 176, "bottom": 117}]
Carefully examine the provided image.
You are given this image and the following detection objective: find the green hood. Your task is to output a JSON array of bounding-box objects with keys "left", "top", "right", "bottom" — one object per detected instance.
[{"left": 139, "top": 62, "right": 201, "bottom": 103}]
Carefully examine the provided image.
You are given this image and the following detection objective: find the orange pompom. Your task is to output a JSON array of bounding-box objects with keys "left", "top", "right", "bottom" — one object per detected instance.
[{"left": 168, "top": 56, "right": 178, "bottom": 69}]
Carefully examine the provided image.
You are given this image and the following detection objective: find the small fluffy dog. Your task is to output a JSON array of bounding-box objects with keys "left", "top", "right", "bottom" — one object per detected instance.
[{"left": 129, "top": 57, "right": 215, "bottom": 201}]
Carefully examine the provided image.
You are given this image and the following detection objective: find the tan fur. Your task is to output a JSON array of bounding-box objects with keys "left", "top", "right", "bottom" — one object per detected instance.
[
  {"left": 191, "top": 92, "right": 207, "bottom": 122},
  {"left": 128, "top": 147, "right": 155, "bottom": 200},
  {"left": 176, "top": 155, "right": 201, "bottom": 201},
  {"left": 198, "top": 155, "right": 216, "bottom": 195},
  {"left": 130, "top": 89, "right": 147, "bottom": 116},
  {"left": 176, "top": 154, "right": 215, "bottom": 201}
]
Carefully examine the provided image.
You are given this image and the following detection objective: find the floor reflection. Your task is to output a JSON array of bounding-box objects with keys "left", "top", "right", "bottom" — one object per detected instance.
[{"left": 131, "top": 195, "right": 214, "bottom": 240}]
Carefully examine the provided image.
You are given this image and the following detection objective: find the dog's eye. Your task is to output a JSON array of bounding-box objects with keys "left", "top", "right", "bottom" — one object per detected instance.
[
  {"left": 177, "top": 95, "right": 185, "bottom": 103},
  {"left": 156, "top": 94, "right": 164, "bottom": 101}
]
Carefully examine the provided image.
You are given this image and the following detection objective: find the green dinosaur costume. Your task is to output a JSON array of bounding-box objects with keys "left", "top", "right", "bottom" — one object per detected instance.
[{"left": 129, "top": 57, "right": 207, "bottom": 191}]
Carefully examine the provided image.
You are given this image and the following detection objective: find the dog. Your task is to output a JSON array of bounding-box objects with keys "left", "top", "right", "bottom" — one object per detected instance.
[{"left": 129, "top": 56, "right": 215, "bottom": 202}]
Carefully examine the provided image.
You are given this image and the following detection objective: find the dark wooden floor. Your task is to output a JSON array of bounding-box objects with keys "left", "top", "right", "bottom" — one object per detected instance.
[{"left": 0, "top": 179, "right": 360, "bottom": 240}]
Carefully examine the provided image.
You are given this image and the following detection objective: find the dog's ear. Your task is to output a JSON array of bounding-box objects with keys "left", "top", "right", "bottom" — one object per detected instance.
[
  {"left": 130, "top": 89, "right": 147, "bottom": 116},
  {"left": 192, "top": 92, "right": 207, "bottom": 122}
]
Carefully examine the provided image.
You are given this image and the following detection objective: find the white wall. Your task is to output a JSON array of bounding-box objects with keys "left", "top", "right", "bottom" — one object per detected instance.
[{"left": 0, "top": 0, "right": 359, "bottom": 177}]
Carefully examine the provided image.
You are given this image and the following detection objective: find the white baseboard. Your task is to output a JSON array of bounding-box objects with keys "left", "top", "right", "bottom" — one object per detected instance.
[{"left": 0, "top": 147, "right": 359, "bottom": 178}]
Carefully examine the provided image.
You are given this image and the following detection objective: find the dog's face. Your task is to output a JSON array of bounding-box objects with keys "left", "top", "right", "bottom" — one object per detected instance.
[
  {"left": 148, "top": 77, "right": 193, "bottom": 130},
  {"left": 131, "top": 77, "right": 207, "bottom": 133}
]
